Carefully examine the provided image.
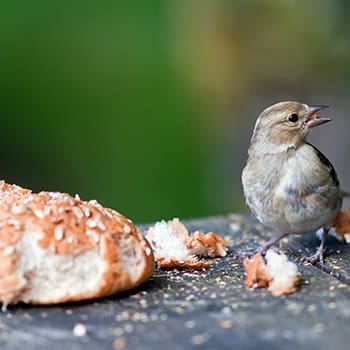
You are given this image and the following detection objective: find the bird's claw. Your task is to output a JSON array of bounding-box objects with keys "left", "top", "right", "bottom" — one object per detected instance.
[{"left": 302, "top": 248, "right": 326, "bottom": 265}]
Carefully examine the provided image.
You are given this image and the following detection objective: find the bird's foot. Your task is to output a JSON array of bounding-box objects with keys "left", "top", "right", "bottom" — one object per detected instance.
[{"left": 302, "top": 247, "right": 326, "bottom": 265}]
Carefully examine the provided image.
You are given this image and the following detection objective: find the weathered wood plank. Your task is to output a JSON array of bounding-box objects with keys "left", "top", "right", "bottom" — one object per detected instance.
[{"left": 0, "top": 215, "right": 349, "bottom": 350}]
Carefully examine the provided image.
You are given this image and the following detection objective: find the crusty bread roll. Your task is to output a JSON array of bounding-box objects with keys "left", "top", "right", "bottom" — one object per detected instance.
[{"left": 0, "top": 181, "right": 154, "bottom": 307}]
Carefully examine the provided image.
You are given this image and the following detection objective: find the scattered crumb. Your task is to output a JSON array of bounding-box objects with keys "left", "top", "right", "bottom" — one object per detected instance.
[
  {"left": 190, "top": 333, "right": 210, "bottom": 345},
  {"left": 333, "top": 209, "right": 350, "bottom": 243},
  {"left": 145, "top": 218, "right": 228, "bottom": 269},
  {"left": 307, "top": 304, "right": 317, "bottom": 312},
  {"left": 219, "top": 319, "right": 235, "bottom": 329},
  {"left": 124, "top": 324, "right": 134, "bottom": 333},
  {"left": 113, "top": 337, "right": 126, "bottom": 350},
  {"left": 244, "top": 250, "right": 301, "bottom": 296},
  {"left": 72, "top": 323, "right": 87, "bottom": 337}
]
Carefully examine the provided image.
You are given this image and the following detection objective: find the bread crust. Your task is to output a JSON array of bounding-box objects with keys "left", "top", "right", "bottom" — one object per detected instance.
[
  {"left": 0, "top": 181, "right": 154, "bottom": 305},
  {"left": 145, "top": 218, "right": 228, "bottom": 269}
]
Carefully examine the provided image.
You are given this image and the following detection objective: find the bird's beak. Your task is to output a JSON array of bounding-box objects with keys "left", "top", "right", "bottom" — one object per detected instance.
[{"left": 305, "top": 105, "right": 331, "bottom": 129}]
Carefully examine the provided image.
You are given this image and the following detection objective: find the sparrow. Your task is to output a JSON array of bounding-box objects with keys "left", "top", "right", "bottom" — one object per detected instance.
[{"left": 241, "top": 101, "right": 343, "bottom": 264}]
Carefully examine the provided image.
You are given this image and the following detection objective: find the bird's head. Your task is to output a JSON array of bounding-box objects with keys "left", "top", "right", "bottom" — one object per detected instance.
[{"left": 249, "top": 101, "right": 331, "bottom": 153}]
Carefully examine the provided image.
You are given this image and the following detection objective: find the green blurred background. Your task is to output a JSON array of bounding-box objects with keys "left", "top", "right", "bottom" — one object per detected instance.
[{"left": 1, "top": 0, "right": 349, "bottom": 223}]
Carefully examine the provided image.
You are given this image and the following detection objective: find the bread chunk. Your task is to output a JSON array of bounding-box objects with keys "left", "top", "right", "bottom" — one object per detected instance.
[{"left": 0, "top": 181, "right": 154, "bottom": 307}]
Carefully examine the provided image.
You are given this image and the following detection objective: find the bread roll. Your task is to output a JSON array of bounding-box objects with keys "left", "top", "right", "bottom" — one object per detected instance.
[{"left": 0, "top": 181, "right": 154, "bottom": 307}]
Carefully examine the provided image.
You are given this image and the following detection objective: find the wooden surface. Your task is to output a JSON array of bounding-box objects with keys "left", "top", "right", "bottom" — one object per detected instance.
[{"left": 1, "top": 214, "right": 350, "bottom": 350}]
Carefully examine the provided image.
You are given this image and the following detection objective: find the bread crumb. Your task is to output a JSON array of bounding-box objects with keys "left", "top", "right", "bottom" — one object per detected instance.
[
  {"left": 190, "top": 333, "right": 210, "bottom": 345},
  {"left": 219, "top": 320, "right": 235, "bottom": 329},
  {"left": 145, "top": 218, "right": 228, "bottom": 269},
  {"left": 244, "top": 250, "right": 301, "bottom": 296},
  {"left": 333, "top": 209, "right": 350, "bottom": 243},
  {"left": 113, "top": 337, "right": 126, "bottom": 350},
  {"left": 72, "top": 323, "right": 87, "bottom": 337}
]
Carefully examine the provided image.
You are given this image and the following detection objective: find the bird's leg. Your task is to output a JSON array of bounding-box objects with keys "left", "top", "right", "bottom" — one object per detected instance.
[
  {"left": 236, "top": 232, "right": 288, "bottom": 258},
  {"left": 254, "top": 232, "right": 289, "bottom": 255},
  {"left": 302, "top": 227, "right": 329, "bottom": 265}
]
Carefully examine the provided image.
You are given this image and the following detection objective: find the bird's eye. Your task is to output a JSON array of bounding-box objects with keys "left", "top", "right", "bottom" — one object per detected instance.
[{"left": 288, "top": 113, "right": 299, "bottom": 123}]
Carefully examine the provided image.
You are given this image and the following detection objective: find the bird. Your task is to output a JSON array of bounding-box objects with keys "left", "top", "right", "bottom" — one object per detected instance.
[{"left": 241, "top": 101, "right": 343, "bottom": 264}]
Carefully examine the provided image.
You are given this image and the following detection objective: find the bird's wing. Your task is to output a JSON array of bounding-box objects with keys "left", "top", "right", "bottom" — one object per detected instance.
[{"left": 306, "top": 142, "right": 339, "bottom": 187}]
